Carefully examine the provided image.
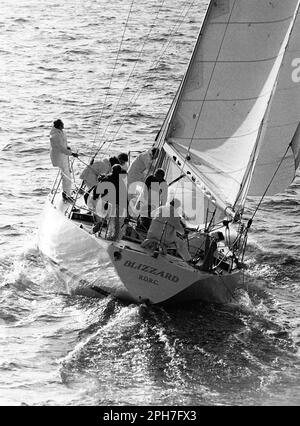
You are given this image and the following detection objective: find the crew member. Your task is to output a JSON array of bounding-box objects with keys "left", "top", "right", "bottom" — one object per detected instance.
[
  {"left": 127, "top": 147, "right": 159, "bottom": 201},
  {"left": 92, "top": 164, "right": 127, "bottom": 239},
  {"left": 145, "top": 198, "right": 192, "bottom": 262},
  {"left": 136, "top": 168, "right": 168, "bottom": 231},
  {"left": 80, "top": 153, "right": 128, "bottom": 190},
  {"left": 49, "top": 119, "right": 78, "bottom": 201}
]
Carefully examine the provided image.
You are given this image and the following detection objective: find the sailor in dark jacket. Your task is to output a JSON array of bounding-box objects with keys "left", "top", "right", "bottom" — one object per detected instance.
[
  {"left": 135, "top": 168, "right": 168, "bottom": 231},
  {"left": 93, "top": 164, "right": 127, "bottom": 239}
]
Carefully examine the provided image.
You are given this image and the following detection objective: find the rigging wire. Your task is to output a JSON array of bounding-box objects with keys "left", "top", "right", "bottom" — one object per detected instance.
[
  {"left": 100, "top": 0, "right": 196, "bottom": 159},
  {"left": 97, "top": 0, "right": 196, "bottom": 159},
  {"left": 250, "top": 143, "right": 292, "bottom": 221},
  {"left": 69, "top": 0, "right": 196, "bottom": 210},
  {"left": 93, "top": 0, "right": 167, "bottom": 159},
  {"left": 108, "top": 0, "right": 196, "bottom": 185},
  {"left": 89, "top": 0, "right": 137, "bottom": 163},
  {"left": 231, "top": 143, "right": 293, "bottom": 263},
  {"left": 233, "top": 120, "right": 265, "bottom": 212}
]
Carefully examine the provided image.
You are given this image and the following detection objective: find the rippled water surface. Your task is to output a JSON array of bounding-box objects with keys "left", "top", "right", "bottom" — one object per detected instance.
[{"left": 0, "top": 0, "right": 299, "bottom": 406}]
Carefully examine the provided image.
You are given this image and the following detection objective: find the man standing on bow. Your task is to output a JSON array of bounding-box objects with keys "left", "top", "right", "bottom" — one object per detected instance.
[{"left": 49, "top": 119, "right": 78, "bottom": 201}]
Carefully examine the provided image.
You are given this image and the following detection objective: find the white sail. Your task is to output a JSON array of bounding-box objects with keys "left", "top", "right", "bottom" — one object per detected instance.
[
  {"left": 164, "top": 0, "right": 300, "bottom": 214},
  {"left": 249, "top": 7, "right": 300, "bottom": 196},
  {"left": 163, "top": 156, "right": 222, "bottom": 225}
]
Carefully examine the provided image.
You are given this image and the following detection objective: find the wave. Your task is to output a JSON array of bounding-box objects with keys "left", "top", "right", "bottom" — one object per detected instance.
[
  {"left": 57, "top": 294, "right": 298, "bottom": 405},
  {"left": 38, "top": 66, "right": 63, "bottom": 72},
  {"left": 0, "top": 242, "right": 298, "bottom": 405},
  {"left": 253, "top": 251, "right": 300, "bottom": 265},
  {"left": 64, "top": 49, "right": 95, "bottom": 55},
  {"left": 0, "top": 224, "right": 22, "bottom": 237},
  {"left": 0, "top": 225, "right": 14, "bottom": 231},
  {"left": 0, "top": 361, "right": 24, "bottom": 371},
  {"left": 0, "top": 248, "right": 66, "bottom": 326},
  {"left": 18, "top": 188, "right": 50, "bottom": 198},
  {"left": 13, "top": 18, "right": 31, "bottom": 23},
  {"left": 263, "top": 199, "right": 300, "bottom": 207},
  {"left": 1, "top": 142, "right": 23, "bottom": 151},
  {"left": 0, "top": 0, "right": 299, "bottom": 406},
  {"left": 19, "top": 148, "right": 48, "bottom": 154}
]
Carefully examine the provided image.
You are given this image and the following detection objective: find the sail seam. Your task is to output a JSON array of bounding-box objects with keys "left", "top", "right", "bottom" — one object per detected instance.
[
  {"left": 209, "top": 15, "right": 294, "bottom": 25},
  {"left": 249, "top": 156, "right": 294, "bottom": 168},
  {"left": 169, "top": 119, "right": 300, "bottom": 146},
  {"left": 180, "top": 92, "right": 275, "bottom": 102},
  {"left": 265, "top": 119, "right": 300, "bottom": 129},
  {"left": 273, "top": 84, "right": 300, "bottom": 93},
  {"left": 168, "top": 127, "right": 261, "bottom": 141},
  {"left": 196, "top": 56, "right": 284, "bottom": 64},
  {"left": 197, "top": 47, "right": 300, "bottom": 62}
]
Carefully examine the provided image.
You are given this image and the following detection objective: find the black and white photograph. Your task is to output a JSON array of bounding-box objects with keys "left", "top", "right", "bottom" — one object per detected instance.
[{"left": 0, "top": 0, "right": 299, "bottom": 408}]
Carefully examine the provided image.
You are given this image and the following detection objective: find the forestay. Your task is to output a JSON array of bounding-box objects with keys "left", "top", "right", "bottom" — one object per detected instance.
[{"left": 163, "top": 0, "right": 300, "bottom": 216}]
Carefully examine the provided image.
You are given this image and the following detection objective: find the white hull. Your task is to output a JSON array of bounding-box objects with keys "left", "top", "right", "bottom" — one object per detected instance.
[
  {"left": 38, "top": 197, "right": 131, "bottom": 301},
  {"left": 38, "top": 197, "right": 243, "bottom": 305}
]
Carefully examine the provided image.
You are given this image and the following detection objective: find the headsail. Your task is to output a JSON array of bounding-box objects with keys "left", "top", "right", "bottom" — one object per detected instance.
[
  {"left": 249, "top": 6, "right": 300, "bottom": 196},
  {"left": 162, "top": 0, "right": 300, "bottom": 216}
]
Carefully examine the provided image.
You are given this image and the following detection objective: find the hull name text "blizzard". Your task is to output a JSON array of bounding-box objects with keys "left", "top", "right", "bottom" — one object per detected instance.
[{"left": 124, "top": 260, "right": 179, "bottom": 283}]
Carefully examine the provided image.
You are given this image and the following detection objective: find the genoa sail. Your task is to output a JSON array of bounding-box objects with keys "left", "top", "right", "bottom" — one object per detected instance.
[
  {"left": 162, "top": 0, "right": 300, "bottom": 216},
  {"left": 249, "top": 6, "right": 300, "bottom": 196}
]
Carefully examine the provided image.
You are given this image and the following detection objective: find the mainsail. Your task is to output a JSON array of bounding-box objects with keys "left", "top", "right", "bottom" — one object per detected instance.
[{"left": 161, "top": 0, "right": 300, "bottom": 217}]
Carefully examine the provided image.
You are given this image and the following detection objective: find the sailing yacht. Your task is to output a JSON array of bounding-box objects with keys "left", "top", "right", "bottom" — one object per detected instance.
[{"left": 38, "top": 0, "right": 300, "bottom": 305}]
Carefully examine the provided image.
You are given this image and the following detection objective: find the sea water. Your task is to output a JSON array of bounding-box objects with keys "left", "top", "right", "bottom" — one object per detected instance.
[{"left": 0, "top": 0, "right": 299, "bottom": 406}]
